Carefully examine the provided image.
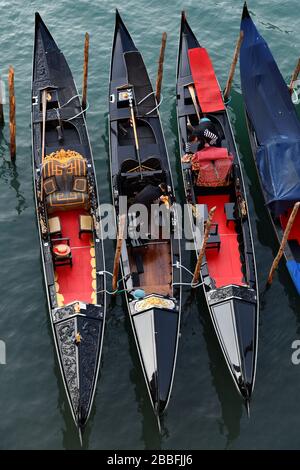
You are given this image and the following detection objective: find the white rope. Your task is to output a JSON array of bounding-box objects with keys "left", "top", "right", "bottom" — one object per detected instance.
[
  {"left": 145, "top": 94, "right": 163, "bottom": 115},
  {"left": 172, "top": 262, "right": 194, "bottom": 277},
  {"left": 54, "top": 94, "right": 89, "bottom": 122},
  {"left": 172, "top": 281, "right": 204, "bottom": 289},
  {"left": 136, "top": 90, "right": 163, "bottom": 115},
  {"left": 172, "top": 262, "right": 205, "bottom": 288},
  {"left": 137, "top": 91, "right": 155, "bottom": 105}
]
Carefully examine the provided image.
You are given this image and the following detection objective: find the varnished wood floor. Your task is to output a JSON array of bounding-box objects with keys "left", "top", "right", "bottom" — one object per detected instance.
[{"left": 129, "top": 241, "right": 172, "bottom": 296}]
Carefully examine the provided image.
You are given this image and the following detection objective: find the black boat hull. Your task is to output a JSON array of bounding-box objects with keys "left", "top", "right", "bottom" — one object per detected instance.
[
  {"left": 109, "top": 11, "right": 182, "bottom": 418},
  {"left": 31, "top": 13, "right": 106, "bottom": 432},
  {"left": 176, "top": 12, "right": 259, "bottom": 404}
]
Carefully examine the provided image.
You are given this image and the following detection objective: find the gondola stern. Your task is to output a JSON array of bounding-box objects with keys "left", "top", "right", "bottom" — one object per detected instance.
[
  {"left": 244, "top": 397, "right": 251, "bottom": 418},
  {"left": 132, "top": 305, "right": 179, "bottom": 418},
  {"left": 35, "top": 11, "right": 42, "bottom": 24},
  {"left": 34, "top": 10, "right": 59, "bottom": 54},
  {"left": 154, "top": 403, "right": 162, "bottom": 434},
  {"left": 178, "top": 10, "right": 201, "bottom": 49},
  {"left": 113, "top": 9, "right": 137, "bottom": 53},
  {"left": 181, "top": 10, "right": 187, "bottom": 25},
  {"left": 78, "top": 424, "right": 83, "bottom": 447},
  {"left": 242, "top": 2, "right": 250, "bottom": 20},
  {"left": 209, "top": 288, "right": 258, "bottom": 401}
]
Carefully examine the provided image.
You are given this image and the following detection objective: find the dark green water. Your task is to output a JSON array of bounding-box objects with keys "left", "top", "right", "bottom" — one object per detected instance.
[{"left": 0, "top": 0, "right": 300, "bottom": 450}]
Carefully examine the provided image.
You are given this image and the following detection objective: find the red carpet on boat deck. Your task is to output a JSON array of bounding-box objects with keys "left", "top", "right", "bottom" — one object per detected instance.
[
  {"left": 197, "top": 195, "right": 244, "bottom": 287},
  {"left": 280, "top": 210, "right": 300, "bottom": 242},
  {"left": 53, "top": 209, "right": 93, "bottom": 305}
]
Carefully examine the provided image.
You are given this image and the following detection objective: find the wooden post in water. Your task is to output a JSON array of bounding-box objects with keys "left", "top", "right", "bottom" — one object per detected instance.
[
  {"left": 82, "top": 32, "right": 89, "bottom": 112},
  {"left": 0, "top": 74, "right": 4, "bottom": 127},
  {"left": 289, "top": 58, "right": 300, "bottom": 93},
  {"left": 8, "top": 66, "right": 16, "bottom": 160},
  {"left": 192, "top": 206, "right": 216, "bottom": 287},
  {"left": 223, "top": 31, "right": 244, "bottom": 102},
  {"left": 156, "top": 32, "right": 167, "bottom": 103},
  {"left": 267, "top": 202, "right": 300, "bottom": 285},
  {"left": 112, "top": 214, "right": 126, "bottom": 293}
]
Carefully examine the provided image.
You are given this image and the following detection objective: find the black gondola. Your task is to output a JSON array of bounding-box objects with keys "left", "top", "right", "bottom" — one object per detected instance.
[
  {"left": 176, "top": 12, "right": 259, "bottom": 412},
  {"left": 109, "top": 11, "right": 182, "bottom": 424},
  {"left": 240, "top": 3, "right": 300, "bottom": 295},
  {"left": 32, "top": 13, "right": 106, "bottom": 439}
]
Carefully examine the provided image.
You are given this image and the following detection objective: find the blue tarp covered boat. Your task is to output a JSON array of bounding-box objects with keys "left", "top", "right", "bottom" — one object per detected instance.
[{"left": 240, "top": 3, "right": 300, "bottom": 294}]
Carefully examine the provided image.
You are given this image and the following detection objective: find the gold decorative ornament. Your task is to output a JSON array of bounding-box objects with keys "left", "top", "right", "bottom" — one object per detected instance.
[{"left": 135, "top": 296, "right": 175, "bottom": 313}]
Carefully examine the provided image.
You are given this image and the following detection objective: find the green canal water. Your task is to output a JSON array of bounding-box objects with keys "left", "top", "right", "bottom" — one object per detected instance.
[{"left": 0, "top": 0, "right": 299, "bottom": 450}]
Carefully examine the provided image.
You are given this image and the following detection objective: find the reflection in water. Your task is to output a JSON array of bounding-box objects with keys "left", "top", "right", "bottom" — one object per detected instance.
[
  {"left": 0, "top": 156, "right": 27, "bottom": 215},
  {"left": 125, "top": 312, "right": 163, "bottom": 449},
  {"left": 196, "top": 291, "right": 243, "bottom": 449}
]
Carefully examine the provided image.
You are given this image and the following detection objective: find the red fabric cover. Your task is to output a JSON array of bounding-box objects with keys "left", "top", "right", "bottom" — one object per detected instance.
[
  {"left": 193, "top": 146, "right": 231, "bottom": 161},
  {"left": 192, "top": 148, "right": 233, "bottom": 187},
  {"left": 280, "top": 210, "right": 300, "bottom": 242},
  {"left": 188, "top": 47, "right": 225, "bottom": 113},
  {"left": 197, "top": 194, "right": 244, "bottom": 288},
  {"left": 54, "top": 209, "right": 94, "bottom": 305}
]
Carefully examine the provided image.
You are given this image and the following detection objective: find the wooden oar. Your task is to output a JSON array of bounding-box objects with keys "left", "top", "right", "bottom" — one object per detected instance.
[
  {"left": 40, "top": 89, "right": 47, "bottom": 201},
  {"left": 267, "top": 202, "right": 300, "bottom": 285},
  {"left": 188, "top": 84, "right": 201, "bottom": 122},
  {"left": 112, "top": 214, "right": 126, "bottom": 293},
  {"left": 223, "top": 31, "right": 244, "bottom": 102},
  {"left": 128, "top": 88, "right": 143, "bottom": 176},
  {"left": 41, "top": 89, "right": 47, "bottom": 162},
  {"left": 192, "top": 206, "right": 216, "bottom": 287}
]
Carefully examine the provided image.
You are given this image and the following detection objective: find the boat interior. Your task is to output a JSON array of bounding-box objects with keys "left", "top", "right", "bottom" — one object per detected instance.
[
  {"left": 186, "top": 111, "right": 247, "bottom": 289},
  {"left": 117, "top": 147, "right": 172, "bottom": 297},
  {"left": 40, "top": 99, "right": 96, "bottom": 307}
]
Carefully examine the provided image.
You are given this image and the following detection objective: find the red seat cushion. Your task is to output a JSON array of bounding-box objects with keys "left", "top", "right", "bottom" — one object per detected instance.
[
  {"left": 188, "top": 47, "right": 225, "bottom": 113},
  {"left": 192, "top": 147, "right": 233, "bottom": 187}
]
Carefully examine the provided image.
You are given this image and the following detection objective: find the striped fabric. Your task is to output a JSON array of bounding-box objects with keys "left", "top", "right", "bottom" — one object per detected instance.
[{"left": 42, "top": 157, "right": 87, "bottom": 179}]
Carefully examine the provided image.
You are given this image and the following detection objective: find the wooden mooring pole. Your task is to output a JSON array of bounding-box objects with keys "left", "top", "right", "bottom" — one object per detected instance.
[
  {"left": 112, "top": 214, "right": 126, "bottom": 293},
  {"left": 156, "top": 32, "right": 167, "bottom": 103},
  {"left": 8, "top": 66, "right": 16, "bottom": 160},
  {"left": 267, "top": 202, "right": 300, "bottom": 285},
  {"left": 0, "top": 74, "right": 4, "bottom": 127},
  {"left": 192, "top": 206, "right": 216, "bottom": 287},
  {"left": 289, "top": 58, "right": 300, "bottom": 94},
  {"left": 223, "top": 31, "right": 244, "bottom": 102},
  {"left": 82, "top": 32, "right": 89, "bottom": 112}
]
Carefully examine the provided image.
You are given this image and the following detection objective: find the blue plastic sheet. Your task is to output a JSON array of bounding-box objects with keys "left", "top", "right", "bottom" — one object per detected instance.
[{"left": 240, "top": 12, "right": 300, "bottom": 215}]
